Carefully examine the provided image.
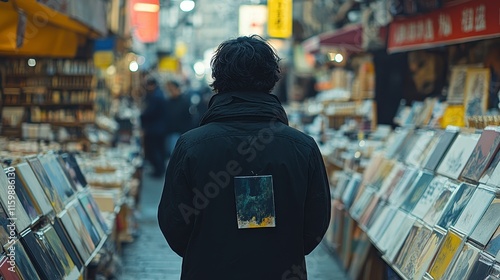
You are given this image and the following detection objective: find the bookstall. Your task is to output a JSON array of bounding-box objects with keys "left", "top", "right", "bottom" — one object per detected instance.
[
  {"left": 306, "top": 1, "right": 500, "bottom": 279},
  {"left": 295, "top": 0, "right": 500, "bottom": 279},
  {"left": 0, "top": 139, "right": 142, "bottom": 279},
  {"left": 0, "top": 1, "right": 144, "bottom": 279}
]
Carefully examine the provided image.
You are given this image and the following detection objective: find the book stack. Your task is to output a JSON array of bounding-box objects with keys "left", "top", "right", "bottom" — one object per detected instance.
[{"left": 327, "top": 125, "right": 500, "bottom": 280}]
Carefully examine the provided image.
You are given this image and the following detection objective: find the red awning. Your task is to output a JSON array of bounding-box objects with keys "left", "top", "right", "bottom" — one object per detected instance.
[{"left": 302, "top": 24, "right": 364, "bottom": 53}]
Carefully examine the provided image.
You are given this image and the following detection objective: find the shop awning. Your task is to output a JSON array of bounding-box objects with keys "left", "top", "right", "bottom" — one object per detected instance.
[
  {"left": 302, "top": 24, "right": 364, "bottom": 54},
  {"left": 388, "top": 0, "right": 500, "bottom": 53},
  {"left": 0, "top": 0, "right": 104, "bottom": 57}
]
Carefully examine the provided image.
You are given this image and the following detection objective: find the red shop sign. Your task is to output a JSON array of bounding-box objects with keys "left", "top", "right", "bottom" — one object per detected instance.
[
  {"left": 388, "top": 0, "right": 500, "bottom": 53},
  {"left": 129, "top": 0, "right": 160, "bottom": 43}
]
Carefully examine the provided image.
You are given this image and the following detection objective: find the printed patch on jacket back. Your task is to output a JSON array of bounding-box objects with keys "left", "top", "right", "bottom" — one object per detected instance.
[{"left": 234, "top": 175, "right": 276, "bottom": 229}]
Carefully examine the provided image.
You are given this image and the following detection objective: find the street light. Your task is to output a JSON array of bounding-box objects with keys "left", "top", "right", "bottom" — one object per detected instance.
[{"left": 180, "top": 0, "right": 195, "bottom": 12}]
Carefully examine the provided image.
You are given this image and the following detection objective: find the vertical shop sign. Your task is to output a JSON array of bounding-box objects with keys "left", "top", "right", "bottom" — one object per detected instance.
[
  {"left": 267, "top": 0, "right": 292, "bottom": 38},
  {"left": 130, "top": 0, "right": 160, "bottom": 43},
  {"left": 388, "top": 0, "right": 500, "bottom": 53},
  {"left": 94, "top": 37, "right": 115, "bottom": 69}
]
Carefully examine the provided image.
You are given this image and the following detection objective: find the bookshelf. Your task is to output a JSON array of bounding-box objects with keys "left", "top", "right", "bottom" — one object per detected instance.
[{"left": 0, "top": 58, "right": 97, "bottom": 140}]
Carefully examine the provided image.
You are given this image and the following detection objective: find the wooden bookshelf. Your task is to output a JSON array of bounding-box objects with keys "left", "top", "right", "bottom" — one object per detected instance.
[{"left": 0, "top": 58, "right": 97, "bottom": 140}]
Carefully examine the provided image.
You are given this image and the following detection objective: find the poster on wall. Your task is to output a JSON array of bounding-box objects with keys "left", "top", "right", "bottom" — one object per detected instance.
[{"left": 463, "top": 68, "right": 490, "bottom": 118}]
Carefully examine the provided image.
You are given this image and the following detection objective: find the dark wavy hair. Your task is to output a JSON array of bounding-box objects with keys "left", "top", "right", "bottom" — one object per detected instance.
[{"left": 210, "top": 35, "right": 281, "bottom": 94}]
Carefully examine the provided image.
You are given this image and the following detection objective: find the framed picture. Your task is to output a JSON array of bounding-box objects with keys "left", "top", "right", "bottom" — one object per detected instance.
[
  {"left": 464, "top": 68, "right": 490, "bottom": 118},
  {"left": 447, "top": 65, "right": 469, "bottom": 104}
]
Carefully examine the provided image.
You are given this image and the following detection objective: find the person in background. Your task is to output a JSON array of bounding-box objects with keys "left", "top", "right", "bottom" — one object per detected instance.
[
  {"left": 158, "top": 35, "right": 331, "bottom": 279},
  {"left": 164, "top": 80, "right": 193, "bottom": 158},
  {"left": 140, "top": 77, "right": 168, "bottom": 178}
]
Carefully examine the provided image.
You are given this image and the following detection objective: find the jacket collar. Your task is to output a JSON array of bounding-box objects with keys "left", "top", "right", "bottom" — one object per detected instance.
[{"left": 200, "top": 91, "right": 289, "bottom": 126}]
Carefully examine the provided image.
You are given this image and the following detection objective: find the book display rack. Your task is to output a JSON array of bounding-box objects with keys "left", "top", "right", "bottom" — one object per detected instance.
[
  {"left": 0, "top": 149, "right": 137, "bottom": 280},
  {"left": 326, "top": 125, "right": 500, "bottom": 280}
]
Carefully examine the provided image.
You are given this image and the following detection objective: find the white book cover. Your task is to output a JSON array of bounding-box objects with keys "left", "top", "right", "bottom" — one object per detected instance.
[{"left": 436, "top": 133, "right": 480, "bottom": 180}]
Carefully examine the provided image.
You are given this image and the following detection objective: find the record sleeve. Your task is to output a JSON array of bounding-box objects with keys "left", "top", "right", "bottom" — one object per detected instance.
[
  {"left": 423, "top": 129, "right": 458, "bottom": 172},
  {"left": 445, "top": 241, "right": 481, "bottom": 280},
  {"left": 469, "top": 197, "right": 500, "bottom": 248},
  {"left": 485, "top": 226, "right": 500, "bottom": 258},
  {"left": 15, "top": 163, "right": 53, "bottom": 215},
  {"left": 27, "top": 157, "right": 65, "bottom": 213},
  {"left": 52, "top": 215, "right": 84, "bottom": 271},
  {"left": 413, "top": 228, "right": 446, "bottom": 280},
  {"left": 428, "top": 228, "right": 465, "bottom": 280},
  {"left": 453, "top": 185, "right": 495, "bottom": 236},
  {"left": 384, "top": 214, "right": 417, "bottom": 264},
  {"left": 411, "top": 175, "right": 448, "bottom": 220},
  {"left": 404, "top": 130, "right": 435, "bottom": 167},
  {"left": 394, "top": 221, "right": 432, "bottom": 279},
  {"left": 20, "top": 230, "right": 63, "bottom": 279},
  {"left": 11, "top": 239, "right": 41, "bottom": 280},
  {"left": 400, "top": 171, "right": 434, "bottom": 214},
  {"left": 0, "top": 203, "right": 12, "bottom": 247},
  {"left": 59, "top": 210, "right": 93, "bottom": 263},
  {"left": 480, "top": 150, "right": 500, "bottom": 187},
  {"left": 460, "top": 127, "right": 500, "bottom": 183},
  {"left": 61, "top": 153, "right": 88, "bottom": 189},
  {"left": 41, "top": 224, "right": 78, "bottom": 278},
  {"left": 39, "top": 155, "right": 75, "bottom": 205},
  {"left": 0, "top": 254, "right": 21, "bottom": 280},
  {"left": 466, "top": 252, "right": 495, "bottom": 280},
  {"left": 8, "top": 170, "right": 41, "bottom": 225},
  {"left": 422, "top": 178, "right": 457, "bottom": 227},
  {"left": 0, "top": 169, "right": 32, "bottom": 233},
  {"left": 436, "top": 133, "right": 480, "bottom": 180},
  {"left": 78, "top": 192, "right": 109, "bottom": 235},
  {"left": 436, "top": 182, "right": 475, "bottom": 230}
]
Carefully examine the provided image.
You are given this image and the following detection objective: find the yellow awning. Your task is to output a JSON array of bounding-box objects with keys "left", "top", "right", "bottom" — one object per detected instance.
[{"left": 0, "top": 0, "right": 98, "bottom": 57}]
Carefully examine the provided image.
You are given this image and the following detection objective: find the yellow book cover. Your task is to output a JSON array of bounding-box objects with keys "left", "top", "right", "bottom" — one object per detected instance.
[
  {"left": 428, "top": 229, "right": 464, "bottom": 280},
  {"left": 441, "top": 105, "right": 465, "bottom": 128}
]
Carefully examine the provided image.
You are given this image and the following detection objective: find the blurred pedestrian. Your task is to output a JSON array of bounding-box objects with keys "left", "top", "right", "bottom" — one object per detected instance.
[
  {"left": 158, "top": 35, "right": 331, "bottom": 279},
  {"left": 164, "top": 80, "right": 193, "bottom": 158},
  {"left": 140, "top": 77, "right": 168, "bottom": 178}
]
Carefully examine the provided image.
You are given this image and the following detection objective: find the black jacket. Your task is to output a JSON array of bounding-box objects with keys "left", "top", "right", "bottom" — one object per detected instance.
[{"left": 158, "top": 91, "right": 331, "bottom": 280}]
